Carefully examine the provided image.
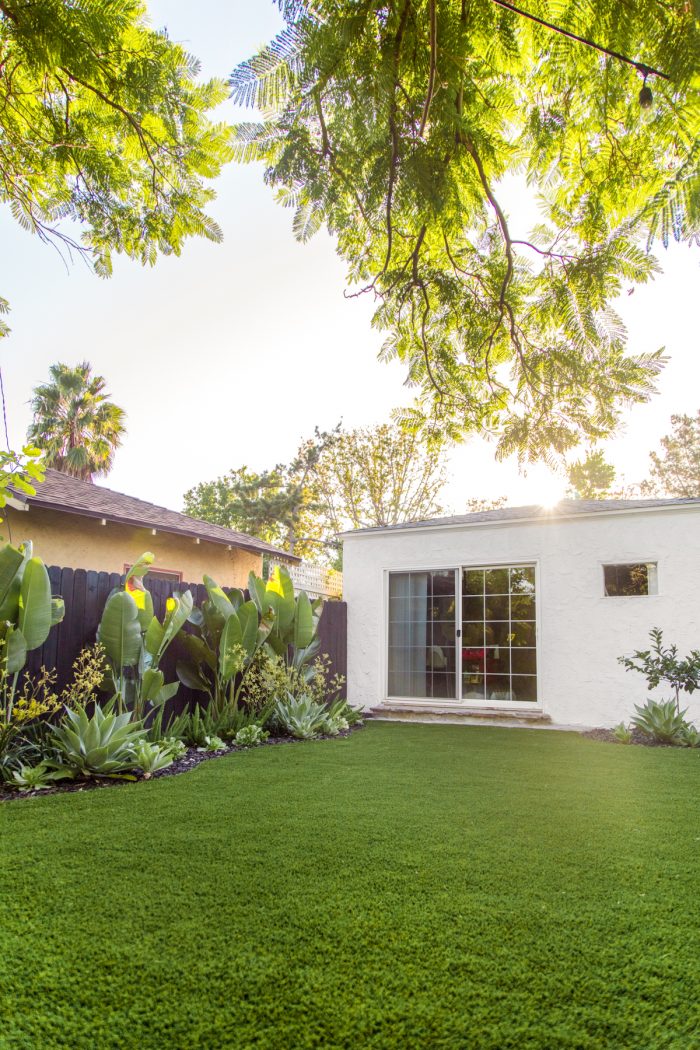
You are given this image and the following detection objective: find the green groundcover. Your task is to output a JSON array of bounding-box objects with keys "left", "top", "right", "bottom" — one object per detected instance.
[{"left": 1, "top": 722, "right": 699, "bottom": 1049}]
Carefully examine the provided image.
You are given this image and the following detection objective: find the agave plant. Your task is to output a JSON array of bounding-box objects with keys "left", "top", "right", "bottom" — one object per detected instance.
[
  {"left": 132, "top": 739, "right": 175, "bottom": 774},
  {"left": 321, "top": 697, "right": 351, "bottom": 737},
  {"left": 50, "top": 703, "right": 146, "bottom": 778},
  {"left": 611, "top": 722, "right": 633, "bottom": 745},
  {"left": 274, "top": 691, "right": 328, "bottom": 740},
  {"left": 630, "top": 699, "right": 689, "bottom": 744},
  {"left": 97, "top": 552, "right": 192, "bottom": 719}
]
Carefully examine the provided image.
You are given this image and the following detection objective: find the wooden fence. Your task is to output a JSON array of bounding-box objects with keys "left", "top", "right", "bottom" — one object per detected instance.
[{"left": 25, "top": 567, "right": 347, "bottom": 709}]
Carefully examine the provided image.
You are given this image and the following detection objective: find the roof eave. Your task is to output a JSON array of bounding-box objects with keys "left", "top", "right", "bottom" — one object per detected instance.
[
  {"left": 24, "top": 496, "right": 300, "bottom": 563},
  {"left": 340, "top": 500, "right": 700, "bottom": 539}
]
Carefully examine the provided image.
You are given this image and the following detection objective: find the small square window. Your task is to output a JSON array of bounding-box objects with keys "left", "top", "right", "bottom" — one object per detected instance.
[{"left": 603, "top": 563, "right": 657, "bottom": 597}]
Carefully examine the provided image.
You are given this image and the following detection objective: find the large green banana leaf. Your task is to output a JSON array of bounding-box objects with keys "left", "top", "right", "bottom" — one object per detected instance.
[
  {"left": 181, "top": 632, "right": 217, "bottom": 672},
  {"left": 176, "top": 659, "right": 211, "bottom": 692},
  {"left": 0, "top": 543, "right": 24, "bottom": 611},
  {"left": 237, "top": 601, "right": 260, "bottom": 660},
  {"left": 143, "top": 616, "right": 165, "bottom": 657},
  {"left": 248, "top": 573, "right": 270, "bottom": 615},
  {"left": 125, "top": 552, "right": 154, "bottom": 585},
  {"left": 219, "top": 613, "right": 243, "bottom": 682},
  {"left": 159, "top": 590, "right": 193, "bottom": 656},
  {"left": 204, "top": 575, "right": 236, "bottom": 621},
  {"left": 126, "top": 581, "right": 154, "bottom": 632},
  {"left": 267, "top": 566, "right": 295, "bottom": 635},
  {"left": 293, "top": 591, "right": 315, "bottom": 651},
  {"left": 141, "top": 668, "right": 165, "bottom": 703},
  {"left": 18, "top": 557, "right": 53, "bottom": 650},
  {"left": 5, "top": 625, "right": 27, "bottom": 674},
  {"left": 97, "top": 591, "right": 142, "bottom": 669},
  {"left": 153, "top": 681, "right": 179, "bottom": 707}
]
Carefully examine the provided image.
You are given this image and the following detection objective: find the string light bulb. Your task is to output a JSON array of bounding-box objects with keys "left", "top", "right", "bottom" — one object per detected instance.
[{"left": 638, "top": 69, "right": 653, "bottom": 108}]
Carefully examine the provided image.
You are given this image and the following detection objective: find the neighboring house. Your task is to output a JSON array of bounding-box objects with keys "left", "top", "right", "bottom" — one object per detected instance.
[
  {"left": 6, "top": 468, "right": 297, "bottom": 588},
  {"left": 342, "top": 498, "right": 700, "bottom": 728},
  {"left": 268, "top": 559, "right": 343, "bottom": 600}
]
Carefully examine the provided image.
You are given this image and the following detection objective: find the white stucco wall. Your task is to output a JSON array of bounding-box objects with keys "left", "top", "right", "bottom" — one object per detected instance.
[{"left": 343, "top": 505, "right": 700, "bottom": 728}]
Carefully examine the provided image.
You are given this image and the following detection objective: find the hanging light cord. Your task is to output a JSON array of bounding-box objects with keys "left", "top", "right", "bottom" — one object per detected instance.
[{"left": 491, "top": 0, "right": 670, "bottom": 81}]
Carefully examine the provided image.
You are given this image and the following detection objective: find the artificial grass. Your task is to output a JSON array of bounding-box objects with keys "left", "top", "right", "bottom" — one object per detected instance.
[{"left": 1, "top": 723, "right": 699, "bottom": 1050}]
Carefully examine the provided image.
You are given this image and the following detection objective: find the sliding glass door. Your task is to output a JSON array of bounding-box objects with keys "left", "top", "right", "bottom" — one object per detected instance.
[{"left": 387, "top": 564, "right": 538, "bottom": 703}]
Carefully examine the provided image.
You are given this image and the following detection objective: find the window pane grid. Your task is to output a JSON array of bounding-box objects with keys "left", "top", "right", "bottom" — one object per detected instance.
[
  {"left": 388, "top": 571, "right": 456, "bottom": 699},
  {"left": 461, "top": 565, "right": 537, "bottom": 703}
]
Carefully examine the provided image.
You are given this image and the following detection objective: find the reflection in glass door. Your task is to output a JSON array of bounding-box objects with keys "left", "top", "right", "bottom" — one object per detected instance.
[
  {"left": 461, "top": 565, "right": 537, "bottom": 703},
  {"left": 388, "top": 570, "right": 457, "bottom": 699}
]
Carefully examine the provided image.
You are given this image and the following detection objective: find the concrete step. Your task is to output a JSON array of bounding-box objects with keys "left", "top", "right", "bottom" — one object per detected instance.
[{"left": 368, "top": 704, "right": 552, "bottom": 727}]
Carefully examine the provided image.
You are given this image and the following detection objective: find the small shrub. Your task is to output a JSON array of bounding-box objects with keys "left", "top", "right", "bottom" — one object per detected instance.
[
  {"left": 678, "top": 723, "right": 700, "bottom": 748},
  {"left": 197, "top": 735, "right": 227, "bottom": 752},
  {"left": 8, "top": 762, "right": 73, "bottom": 792},
  {"left": 630, "top": 699, "right": 688, "bottom": 744},
  {"left": 161, "top": 736, "right": 187, "bottom": 759},
  {"left": 619, "top": 628, "right": 700, "bottom": 712},
  {"left": 234, "top": 724, "right": 269, "bottom": 748},
  {"left": 611, "top": 722, "right": 633, "bottom": 744},
  {"left": 165, "top": 705, "right": 217, "bottom": 748}
]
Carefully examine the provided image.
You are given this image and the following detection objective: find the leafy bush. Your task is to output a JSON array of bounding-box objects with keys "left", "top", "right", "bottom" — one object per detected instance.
[
  {"left": 244, "top": 650, "right": 345, "bottom": 711},
  {"left": 7, "top": 761, "right": 73, "bottom": 792},
  {"left": 619, "top": 629, "right": 700, "bottom": 712},
  {"left": 197, "top": 735, "right": 227, "bottom": 752},
  {"left": 678, "top": 723, "right": 700, "bottom": 749},
  {"left": 132, "top": 740, "right": 175, "bottom": 774},
  {"left": 1, "top": 644, "right": 108, "bottom": 769},
  {"left": 161, "top": 736, "right": 187, "bottom": 759},
  {"left": 273, "top": 692, "right": 328, "bottom": 740},
  {"left": 630, "top": 699, "right": 689, "bottom": 744},
  {"left": 234, "top": 724, "right": 268, "bottom": 748},
  {"left": 50, "top": 703, "right": 145, "bottom": 778}
]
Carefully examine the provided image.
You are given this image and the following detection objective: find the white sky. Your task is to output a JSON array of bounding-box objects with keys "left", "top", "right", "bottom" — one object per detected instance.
[{"left": 1, "top": 0, "right": 698, "bottom": 515}]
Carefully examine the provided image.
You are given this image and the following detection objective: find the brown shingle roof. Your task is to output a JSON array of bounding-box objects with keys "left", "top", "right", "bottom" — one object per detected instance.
[{"left": 16, "top": 469, "right": 299, "bottom": 562}]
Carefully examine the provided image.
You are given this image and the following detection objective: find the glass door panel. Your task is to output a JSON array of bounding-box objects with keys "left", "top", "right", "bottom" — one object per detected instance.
[
  {"left": 461, "top": 565, "right": 538, "bottom": 703},
  {"left": 388, "top": 571, "right": 457, "bottom": 699}
]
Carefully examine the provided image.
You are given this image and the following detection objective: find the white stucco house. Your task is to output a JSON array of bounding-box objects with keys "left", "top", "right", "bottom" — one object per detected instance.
[{"left": 342, "top": 498, "right": 700, "bottom": 728}]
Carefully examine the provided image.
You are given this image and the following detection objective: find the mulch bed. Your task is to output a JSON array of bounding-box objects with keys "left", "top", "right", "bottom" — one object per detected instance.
[
  {"left": 582, "top": 727, "right": 685, "bottom": 748},
  {"left": 1, "top": 724, "right": 364, "bottom": 803}
]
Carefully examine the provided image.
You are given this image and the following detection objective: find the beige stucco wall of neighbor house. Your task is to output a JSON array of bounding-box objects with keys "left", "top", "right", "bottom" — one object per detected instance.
[
  {"left": 5, "top": 505, "right": 263, "bottom": 588},
  {"left": 343, "top": 505, "right": 700, "bottom": 728}
]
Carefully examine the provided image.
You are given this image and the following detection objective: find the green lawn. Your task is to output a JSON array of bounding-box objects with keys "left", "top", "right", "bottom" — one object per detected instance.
[{"left": 2, "top": 722, "right": 699, "bottom": 1050}]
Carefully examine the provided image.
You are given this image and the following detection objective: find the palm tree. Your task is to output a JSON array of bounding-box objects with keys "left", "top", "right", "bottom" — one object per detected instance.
[{"left": 27, "top": 362, "right": 126, "bottom": 482}]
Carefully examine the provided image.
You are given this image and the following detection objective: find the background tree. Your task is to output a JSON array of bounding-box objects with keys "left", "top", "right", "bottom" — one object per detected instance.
[
  {"left": 0, "top": 0, "right": 232, "bottom": 330},
  {"left": 27, "top": 362, "right": 126, "bottom": 481},
  {"left": 566, "top": 451, "right": 617, "bottom": 499},
  {"left": 466, "top": 496, "right": 508, "bottom": 514},
  {"left": 315, "top": 423, "right": 447, "bottom": 535},
  {"left": 183, "top": 427, "right": 339, "bottom": 560},
  {"left": 640, "top": 412, "right": 700, "bottom": 498},
  {"left": 232, "top": 2, "right": 698, "bottom": 460}
]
